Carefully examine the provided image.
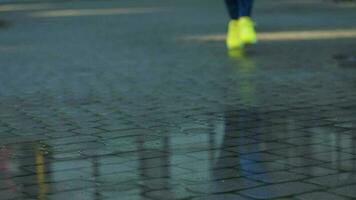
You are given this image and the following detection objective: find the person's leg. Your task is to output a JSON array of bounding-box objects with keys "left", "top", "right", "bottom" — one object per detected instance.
[
  {"left": 226, "top": 0, "right": 256, "bottom": 49},
  {"left": 238, "top": 0, "right": 254, "bottom": 17},
  {"left": 238, "top": 0, "right": 257, "bottom": 45},
  {"left": 225, "top": 0, "right": 241, "bottom": 49},
  {"left": 225, "top": 0, "right": 240, "bottom": 19}
]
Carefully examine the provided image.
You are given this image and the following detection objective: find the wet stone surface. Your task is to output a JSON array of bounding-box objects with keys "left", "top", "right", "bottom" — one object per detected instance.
[
  {"left": 1, "top": 0, "right": 356, "bottom": 199},
  {"left": 334, "top": 54, "right": 356, "bottom": 68}
]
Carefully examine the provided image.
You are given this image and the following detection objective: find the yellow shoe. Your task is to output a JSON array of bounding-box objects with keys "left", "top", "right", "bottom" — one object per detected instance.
[
  {"left": 238, "top": 17, "right": 257, "bottom": 45},
  {"left": 226, "top": 19, "right": 243, "bottom": 49}
]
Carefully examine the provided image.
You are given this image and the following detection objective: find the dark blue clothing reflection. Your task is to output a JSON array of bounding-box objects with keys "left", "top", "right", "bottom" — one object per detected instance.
[{"left": 225, "top": 0, "right": 254, "bottom": 19}]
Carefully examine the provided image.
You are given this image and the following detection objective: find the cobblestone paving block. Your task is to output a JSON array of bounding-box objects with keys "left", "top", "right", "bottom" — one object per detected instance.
[
  {"left": 23, "top": 180, "right": 96, "bottom": 195},
  {"left": 101, "top": 188, "right": 151, "bottom": 199},
  {"left": 145, "top": 186, "right": 196, "bottom": 200},
  {"left": 177, "top": 168, "right": 241, "bottom": 183},
  {"left": 97, "top": 129, "right": 149, "bottom": 140},
  {"left": 184, "top": 150, "right": 236, "bottom": 160},
  {"left": 51, "top": 142, "right": 106, "bottom": 153},
  {"left": 82, "top": 162, "right": 136, "bottom": 175},
  {"left": 289, "top": 166, "right": 338, "bottom": 177},
  {"left": 282, "top": 136, "right": 323, "bottom": 146},
  {"left": 296, "top": 191, "right": 350, "bottom": 200},
  {"left": 226, "top": 142, "right": 292, "bottom": 155},
  {"left": 49, "top": 135, "right": 99, "bottom": 146},
  {"left": 276, "top": 157, "right": 325, "bottom": 167},
  {"left": 249, "top": 171, "right": 307, "bottom": 184},
  {"left": 192, "top": 194, "right": 250, "bottom": 200},
  {"left": 169, "top": 154, "right": 199, "bottom": 165},
  {"left": 104, "top": 195, "right": 153, "bottom": 200},
  {"left": 0, "top": 189, "right": 24, "bottom": 199},
  {"left": 320, "top": 159, "right": 356, "bottom": 172},
  {"left": 341, "top": 147, "right": 356, "bottom": 154},
  {"left": 94, "top": 172, "right": 138, "bottom": 185},
  {"left": 43, "top": 159, "right": 92, "bottom": 172},
  {"left": 331, "top": 184, "right": 356, "bottom": 198},
  {"left": 239, "top": 182, "right": 321, "bottom": 199},
  {"left": 141, "top": 166, "right": 191, "bottom": 179},
  {"left": 248, "top": 131, "right": 308, "bottom": 141},
  {"left": 47, "top": 188, "right": 96, "bottom": 200},
  {"left": 308, "top": 152, "right": 354, "bottom": 162},
  {"left": 0, "top": 136, "right": 48, "bottom": 145},
  {"left": 46, "top": 131, "right": 78, "bottom": 139},
  {"left": 238, "top": 161, "right": 291, "bottom": 174},
  {"left": 269, "top": 144, "right": 336, "bottom": 157},
  {"left": 306, "top": 173, "right": 356, "bottom": 187},
  {"left": 240, "top": 152, "right": 283, "bottom": 162},
  {"left": 137, "top": 178, "right": 181, "bottom": 190},
  {"left": 188, "top": 178, "right": 261, "bottom": 194}
]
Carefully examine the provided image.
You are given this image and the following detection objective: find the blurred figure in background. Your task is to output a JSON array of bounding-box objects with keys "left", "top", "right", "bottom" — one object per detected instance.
[{"left": 225, "top": 0, "right": 257, "bottom": 49}]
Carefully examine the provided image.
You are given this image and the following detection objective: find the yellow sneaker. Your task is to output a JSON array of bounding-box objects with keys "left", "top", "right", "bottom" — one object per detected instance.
[
  {"left": 226, "top": 19, "right": 243, "bottom": 49},
  {"left": 238, "top": 17, "right": 257, "bottom": 45}
]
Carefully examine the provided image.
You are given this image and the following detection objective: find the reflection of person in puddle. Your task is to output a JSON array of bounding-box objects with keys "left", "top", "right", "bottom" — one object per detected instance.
[
  {"left": 225, "top": 0, "right": 257, "bottom": 50},
  {"left": 0, "top": 147, "right": 17, "bottom": 192},
  {"left": 212, "top": 51, "right": 263, "bottom": 181},
  {"left": 137, "top": 133, "right": 175, "bottom": 199},
  {"left": 228, "top": 49, "right": 256, "bottom": 106}
]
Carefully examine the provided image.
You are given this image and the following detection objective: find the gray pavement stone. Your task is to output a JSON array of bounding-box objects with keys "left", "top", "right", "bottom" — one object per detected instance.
[
  {"left": 296, "top": 191, "right": 350, "bottom": 200},
  {"left": 276, "top": 157, "right": 325, "bottom": 167},
  {"left": 249, "top": 171, "right": 307, "bottom": 184},
  {"left": 95, "top": 172, "right": 138, "bottom": 185},
  {"left": 226, "top": 142, "right": 291, "bottom": 154},
  {"left": 269, "top": 144, "right": 335, "bottom": 157},
  {"left": 308, "top": 152, "right": 354, "bottom": 162},
  {"left": 188, "top": 178, "right": 261, "bottom": 194},
  {"left": 321, "top": 159, "right": 356, "bottom": 172},
  {"left": 145, "top": 186, "right": 196, "bottom": 200},
  {"left": 184, "top": 150, "right": 236, "bottom": 160},
  {"left": 240, "top": 152, "right": 283, "bottom": 162},
  {"left": 306, "top": 173, "right": 356, "bottom": 187},
  {"left": 141, "top": 166, "right": 191, "bottom": 179},
  {"left": 192, "top": 194, "right": 249, "bottom": 200},
  {"left": 238, "top": 161, "right": 290, "bottom": 174},
  {"left": 47, "top": 189, "right": 96, "bottom": 200},
  {"left": 23, "top": 180, "right": 96, "bottom": 195},
  {"left": 289, "top": 166, "right": 338, "bottom": 177},
  {"left": 105, "top": 196, "right": 152, "bottom": 200},
  {"left": 331, "top": 185, "right": 356, "bottom": 198},
  {"left": 0, "top": 190, "right": 24, "bottom": 200},
  {"left": 239, "top": 182, "right": 321, "bottom": 199},
  {"left": 177, "top": 168, "right": 241, "bottom": 183},
  {"left": 49, "top": 135, "right": 98, "bottom": 145}
]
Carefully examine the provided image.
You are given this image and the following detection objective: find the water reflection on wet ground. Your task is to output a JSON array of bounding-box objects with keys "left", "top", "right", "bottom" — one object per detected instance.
[
  {"left": 2, "top": 47, "right": 356, "bottom": 199},
  {"left": 1, "top": 50, "right": 356, "bottom": 199},
  {"left": 1, "top": 103, "right": 356, "bottom": 199},
  {"left": 1, "top": 0, "right": 356, "bottom": 199}
]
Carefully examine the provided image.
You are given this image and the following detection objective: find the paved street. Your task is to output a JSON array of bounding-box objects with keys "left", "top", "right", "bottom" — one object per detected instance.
[{"left": 0, "top": 0, "right": 356, "bottom": 199}]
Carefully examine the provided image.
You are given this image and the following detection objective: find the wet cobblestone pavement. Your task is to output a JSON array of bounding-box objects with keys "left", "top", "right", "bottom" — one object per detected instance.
[{"left": 1, "top": 0, "right": 356, "bottom": 199}]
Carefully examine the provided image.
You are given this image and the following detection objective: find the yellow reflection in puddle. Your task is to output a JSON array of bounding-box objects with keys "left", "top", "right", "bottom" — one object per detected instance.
[
  {"left": 228, "top": 49, "right": 256, "bottom": 105},
  {"left": 36, "top": 148, "right": 47, "bottom": 200},
  {"left": 31, "top": 7, "right": 165, "bottom": 18},
  {"left": 183, "top": 29, "right": 356, "bottom": 42}
]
